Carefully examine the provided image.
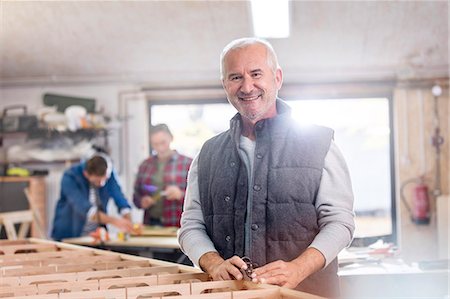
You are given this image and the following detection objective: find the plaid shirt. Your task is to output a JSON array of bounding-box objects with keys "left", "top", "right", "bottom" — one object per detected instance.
[{"left": 133, "top": 151, "right": 192, "bottom": 227}]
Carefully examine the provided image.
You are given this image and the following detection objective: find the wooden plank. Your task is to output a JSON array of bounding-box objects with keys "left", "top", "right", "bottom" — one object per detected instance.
[
  {"left": 37, "top": 280, "right": 99, "bottom": 294},
  {"left": 191, "top": 280, "right": 254, "bottom": 294},
  {"left": 76, "top": 266, "right": 179, "bottom": 281},
  {"left": 20, "top": 272, "right": 78, "bottom": 286},
  {"left": 55, "top": 260, "right": 149, "bottom": 274},
  {"left": 0, "top": 249, "right": 93, "bottom": 263},
  {"left": 126, "top": 283, "right": 191, "bottom": 298},
  {"left": 164, "top": 293, "right": 233, "bottom": 299},
  {"left": 0, "top": 276, "right": 19, "bottom": 287},
  {"left": 0, "top": 254, "right": 120, "bottom": 268},
  {"left": 59, "top": 289, "right": 126, "bottom": 299},
  {"left": 132, "top": 225, "right": 178, "bottom": 237},
  {"left": 2, "top": 265, "right": 57, "bottom": 276},
  {"left": 0, "top": 243, "right": 56, "bottom": 255},
  {"left": 0, "top": 285, "right": 38, "bottom": 297},
  {"left": 232, "top": 288, "right": 280, "bottom": 299},
  {"left": 2, "top": 259, "right": 150, "bottom": 276},
  {"left": 76, "top": 268, "right": 139, "bottom": 281},
  {"left": 157, "top": 272, "right": 211, "bottom": 285},
  {"left": 278, "top": 288, "right": 326, "bottom": 299},
  {"left": 99, "top": 275, "right": 158, "bottom": 289},
  {"left": 129, "top": 265, "right": 180, "bottom": 276},
  {"left": 1, "top": 294, "right": 58, "bottom": 299}
]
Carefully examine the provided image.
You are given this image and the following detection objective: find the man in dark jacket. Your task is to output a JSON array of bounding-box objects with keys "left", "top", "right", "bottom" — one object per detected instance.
[
  {"left": 52, "top": 154, "right": 133, "bottom": 240},
  {"left": 178, "top": 37, "right": 355, "bottom": 298}
]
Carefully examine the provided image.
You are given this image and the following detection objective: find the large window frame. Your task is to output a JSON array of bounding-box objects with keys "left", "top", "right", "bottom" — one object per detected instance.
[
  {"left": 147, "top": 88, "right": 397, "bottom": 246},
  {"left": 281, "top": 94, "right": 397, "bottom": 246}
]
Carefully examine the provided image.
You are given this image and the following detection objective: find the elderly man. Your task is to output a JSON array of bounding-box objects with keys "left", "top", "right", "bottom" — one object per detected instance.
[{"left": 178, "top": 37, "right": 355, "bottom": 297}]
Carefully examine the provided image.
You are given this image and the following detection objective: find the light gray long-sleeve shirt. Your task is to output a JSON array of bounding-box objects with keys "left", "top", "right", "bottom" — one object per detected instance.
[{"left": 178, "top": 139, "right": 355, "bottom": 268}]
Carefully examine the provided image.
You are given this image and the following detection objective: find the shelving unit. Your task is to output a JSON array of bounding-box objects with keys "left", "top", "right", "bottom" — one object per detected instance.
[{"left": 0, "top": 128, "right": 109, "bottom": 165}]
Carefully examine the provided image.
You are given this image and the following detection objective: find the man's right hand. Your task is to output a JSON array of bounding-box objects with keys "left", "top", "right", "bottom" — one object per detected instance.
[
  {"left": 199, "top": 252, "right": 247, "bottom": 281},
  {"left": 140, "top": 195, "right": 155, "bottom": 209},
  {"left": 112, "top": 217, "right": 133, "bottom": 233}
]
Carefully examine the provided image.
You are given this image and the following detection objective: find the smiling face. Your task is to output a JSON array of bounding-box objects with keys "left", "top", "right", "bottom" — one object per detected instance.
[{"left": 222, "top": 43, "right": 283, "bottom": 124}]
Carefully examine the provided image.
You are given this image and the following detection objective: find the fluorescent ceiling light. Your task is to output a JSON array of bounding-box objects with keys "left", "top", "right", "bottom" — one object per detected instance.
[{"left": 251, "top": 0, "right": 290, "bottom": 38}]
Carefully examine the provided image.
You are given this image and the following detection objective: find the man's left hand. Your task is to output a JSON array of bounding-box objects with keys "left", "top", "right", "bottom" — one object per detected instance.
[
  {"left": 251, "top": 260, "right": 304, "bottom": 288},
  {"left": 164, "top": 185, "right": 183, "bottom": 200},
  {"left": 251, "top": 247, "right": 326, "bottom": 289}
]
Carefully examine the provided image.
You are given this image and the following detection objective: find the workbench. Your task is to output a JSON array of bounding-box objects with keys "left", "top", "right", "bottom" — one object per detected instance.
[
  {"left": 62, "top": 226, "right": 186, "bottom": 264},
  {"left": 0, "top": 238, "right": 324, "bottom": 299}
]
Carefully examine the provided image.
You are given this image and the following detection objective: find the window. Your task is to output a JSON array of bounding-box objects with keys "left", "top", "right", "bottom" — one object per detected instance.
[
  {"left": 150, "top": 101, "right": 235, "bottom": 158},
  {"left": 288, "top": 98, "right": 395, "bottom": 244},
  {"left": 149, "top": 97, "right": 396, "bottom": 244}
]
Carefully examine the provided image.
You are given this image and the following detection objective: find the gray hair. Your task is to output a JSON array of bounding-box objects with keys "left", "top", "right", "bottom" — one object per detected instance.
[{"left": 220, "top": 37, "right": 280, "bottom": 80}]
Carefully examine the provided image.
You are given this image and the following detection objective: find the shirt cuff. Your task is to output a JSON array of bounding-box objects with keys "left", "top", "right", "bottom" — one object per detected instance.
[
  {"left": 120, "top": 208, "right": 131, "bottom": 216},
  {"left": 308, "top": 223, "right": 353, "bottom": 267},
  {"left": 178, "top": 231, "right": 217, "bottom": 268}
]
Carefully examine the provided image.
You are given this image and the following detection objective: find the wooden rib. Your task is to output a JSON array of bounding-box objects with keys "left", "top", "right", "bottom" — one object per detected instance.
[
  {"left": 37, "top": 280, "right": 99, "bottom": 294},
  {"left": 232, "top": 288, "right": 280, "bottom": 299},
  {"left": 0, "top": 284, "right": 38, "bottom": 297},
  {"left": 0, "top": 244, "right": 57, "bottom": 255},
  {"left": 0, "top": 250, "right": 93, "bottom": 263},
  {"left": 99, "top": 275, "right": 158, "bottom": 289},
  {"left": 58, "top": 288, "right": 126, "bottom": 299},
  {"left": 20, "top": 272, "right": 78, "bottom": 286},
  {"left": 1, "top": 254, "right": 120, "bottom": 268},
  {"left": 129, "top": 265, "right": 180, "bottom": 276},
  {"left": 56, "top": 260, "right": 150, "bottom": 273},
  {"left": 126, "top": 283, "right": 191, "bottom": 299},
  {"left": 76, "top": 268, "right": 137, "bottom": 281},
  {"left": 0, "top": 276, "right": 20, "bottom": 287},
  {"left": 1, "top": 294, "right": 58, "bottom": 299},
  {"left": 75, "top": 265, "right": 177, "bottom": 282},
  {"left": 157, "top": 272, "right": 211, "bottom": 285},
  {"left": 191, "top": 280, "right": 250, "bottom": 294},
  {"left": 3, "top": 259, "right": 149, "bottom": 276},
  {"left": 2, "top": 265, "right": 57, "bottom": 276},
  {"left": 164, "top": 292, "right": 233, "bottom": 299}
]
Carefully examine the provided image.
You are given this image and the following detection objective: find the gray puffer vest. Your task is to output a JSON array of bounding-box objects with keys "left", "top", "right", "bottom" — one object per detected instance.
[{"left": 198, "top": 100, "right": 339, "bottom": 297}]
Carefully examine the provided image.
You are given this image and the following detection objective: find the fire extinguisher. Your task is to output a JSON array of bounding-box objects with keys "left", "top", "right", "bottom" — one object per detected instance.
[{"left": 400, "top": 177, "right": 431, "bottom": 224}]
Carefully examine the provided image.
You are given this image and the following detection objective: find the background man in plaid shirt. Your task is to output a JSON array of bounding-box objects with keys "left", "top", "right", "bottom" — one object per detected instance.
[{"left": 133, "top": 124, "right": 192, "bottom": 227}]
